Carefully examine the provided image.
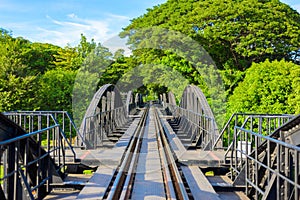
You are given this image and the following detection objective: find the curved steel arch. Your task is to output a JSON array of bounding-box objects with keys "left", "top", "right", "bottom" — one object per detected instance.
[
  {"left": 80, "top": 84, "right": 127, "bottom": 148},
  {"left": 161, "top": 85, "right": 216, "bottom": 126},
  {"left": 125, "top": 90, "right": 133, "bottom": 108},
  {"left": 167, "top": 91, "right": 176, "bottom": 105},
  {"left": 126, "top": 90, "right": 138, "bottom": 116},
  {"left": 180, "top": 85, "right": 216, "bottom": 124},
  {"left": 83, "top": 84, "right": 123, "bottom": 118},
  {"left": 166, "top": 85, "right": 220, "bottom": 150}
]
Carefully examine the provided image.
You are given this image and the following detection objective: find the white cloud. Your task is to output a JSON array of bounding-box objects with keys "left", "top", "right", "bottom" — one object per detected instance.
[
  {"left": 35, "top": 27, "right": 76, "bottom": 46},
  {"left": 103, "top": 35, "right": 132, "bottom": 56},
  {"left": 67, "top": 13, "right": 77, "bottom": 19},
  {"left": 106, "top": 13, "right": 130, "bottom": 21},
  {"left": 3, "top": 14, "right": 129, "bottom": 50},
  {"left": 35, "top": 14, "right": 130, "bottom": 47}
]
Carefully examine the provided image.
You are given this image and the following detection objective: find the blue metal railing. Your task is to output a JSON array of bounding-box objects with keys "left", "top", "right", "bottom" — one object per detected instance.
[
  {"left": 0, "top": 123, "right": 68, "bottom": 199},
  {"left": 3, "top": 111, "right": 85, "bottom": 148}
]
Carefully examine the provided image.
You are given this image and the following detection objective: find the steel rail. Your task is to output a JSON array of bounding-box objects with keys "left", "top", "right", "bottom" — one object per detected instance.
[
  {"left": 153, "top": 107, "right": 189, "bottom": 200},
  {"left": 119, "top": 109, "right": 148, "bottom": 199},
  {"left": 154, "top": 108, "right": 177, "bottom": 199},
  {"left": 104, "top": 107, "right": 149, "bottom": 200},
  {"left": 3, "top": 111, "right": 85, "bottom": 147},
  {"left": 0, "top": 125, "right": 58, "bottom": 145},
  {"left": 104, "top": 106, "right": 190, "bottom": 199}
]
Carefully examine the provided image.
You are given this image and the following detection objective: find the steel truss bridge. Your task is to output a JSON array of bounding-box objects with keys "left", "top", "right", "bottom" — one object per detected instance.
[{"left": 0, "top": 84, "right": 299, "bottom": 200}]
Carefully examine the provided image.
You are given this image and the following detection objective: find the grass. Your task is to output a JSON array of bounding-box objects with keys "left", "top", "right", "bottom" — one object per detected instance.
[
  {"left": 41, "top": 136, "right": 77, "bottom": 147},
  {"left": 205, "top": 171, "right": 214, "bottom": 176},
  {"left": 83, "top": 170, "right": 94, "bottom": 175},
  {"left": 0, "top": 165, "right": 3, "bottom": 184}
]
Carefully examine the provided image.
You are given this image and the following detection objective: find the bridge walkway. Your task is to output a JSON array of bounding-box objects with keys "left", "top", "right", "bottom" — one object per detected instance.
[{"left": 53, "top": 106, "right": 247, "bottom": 199}]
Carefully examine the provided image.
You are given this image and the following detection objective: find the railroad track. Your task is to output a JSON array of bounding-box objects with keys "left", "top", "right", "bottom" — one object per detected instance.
[{"left": 103, "top": 106, "right": 190, "bottom": 200}]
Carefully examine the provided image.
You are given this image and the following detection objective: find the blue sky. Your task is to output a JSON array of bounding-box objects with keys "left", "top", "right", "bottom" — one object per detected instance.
[{"left": 0, "top": 0, "right": 299, "bottom": 48}]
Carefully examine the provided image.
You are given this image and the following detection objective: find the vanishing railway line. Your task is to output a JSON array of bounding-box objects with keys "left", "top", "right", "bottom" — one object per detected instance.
[
  {"left": 103, "top": 106, "right": 190, "bottom": 199},
  {"left": 103, "top": 107, "right": 148, "bottom": 199}
]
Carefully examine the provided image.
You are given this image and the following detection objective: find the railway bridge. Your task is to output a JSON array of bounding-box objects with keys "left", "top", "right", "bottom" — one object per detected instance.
[{"left": 0, "top": 84, "right": 299, "bottom": 200}]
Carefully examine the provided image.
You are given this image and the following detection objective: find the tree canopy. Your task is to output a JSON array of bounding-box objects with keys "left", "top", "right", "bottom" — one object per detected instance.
[
  {"left": 0, "top": 0, "right": 300, "bottom": 127},
  {"left": 124, "top": 0, "right": 300, "bottom": 70},
  {"left": 122, "top": 0, "right": 300, "bottom": 96},
  {"left": 0, "top": 30, "right": 127, "bottom": 116},
  {"left": 227, "top": 59, "right": 300, "bottom": 115}
]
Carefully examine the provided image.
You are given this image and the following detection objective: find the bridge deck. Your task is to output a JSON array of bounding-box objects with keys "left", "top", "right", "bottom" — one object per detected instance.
[
  {"left": 76, "top": 117, "right": 140, "bottom": 199},
  {"left": 179, "top": 150, "right": 226, "bottom": 167},
  {"left": 48, "top": 107, "right": 246, "bottom": 199},
  {"left": 131, "top": 108, "right": 165, "bottom": 199},
  {"left": 160, "top": 113, "right": 226, "bottom": 167},
  {"left": 181, "top": 166, "right": 220, "bottom": 199},
  {"left": 72, "top": 107, "right": 230, "bottom": 199}
]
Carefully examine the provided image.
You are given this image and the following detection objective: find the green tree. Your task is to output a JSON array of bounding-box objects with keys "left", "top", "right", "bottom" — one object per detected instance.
[
  {"left": 38, "top": 69, "right": 77, "bottom": 112},
  {"left": 124, "top": 0, "right": 300, "bottom": 69},
  {"left": 0, "top": 74, "right": 38, "bottom": 111},
  {"left": 122, "top": 0, "right": 300, "bottom": 93},
  {"left": 227, "top": 59, "right": 300, "bottom": 115},
  {"left": 0, "top": 31, "right": 40, "bottom": 111},
  {"left": 81, "top": 42, "right": 113, "bottom": 74},
  {"left": 72, "top": 42, "right": 115, "bottom": 124},
  {"left": 53, "top": 34, "right": 96, "bottom": 71},
  {"left": 0, "top": 34, "right": 27, "bottom": 77},
  {"left": 22, "top": 42, "right": 60, "bottom": 75},
  {"left": 53, "top": 46, "right": 81, "bottom": 70},
  {"left": 98, "top": 52, "right": 133, "bottom": 87},
  {"left": 288, "top": 66, "right": 300, "bottom": 113}
]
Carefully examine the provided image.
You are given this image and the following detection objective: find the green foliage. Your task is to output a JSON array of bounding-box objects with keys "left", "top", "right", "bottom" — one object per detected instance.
[
  {"left": 228, "top": 59, "right": 300, "bottom": 115},
  {"left": 81, "top": 42, "right": 113, "bottom": 75},
  {"left": 0, "top": 32, "right": 40, "bottom": 111},
  {"left": 0, "top": 165, "right": 3, "bottom": 183},
  {"left": 38, "top": 69, "right": 76, "bottom": 112},
  {"left": 21, "top": 42, "right": 60, "bottom": 75},
  {"left": 72, "top": 70, "right": 99, "bottom": 124},
  {"left": 122, "top": 0, "right": 300, "bottom": 95},
  {"left": 98, "top": 56, "right": 133, "bottom": 87},
  {"left": 71, "top": 43, "right": 115, "bottom": 124},
  {"left": 120, "top": 27, "right": 215, "bottom": 102},
  {"left": 53, "top": 34, "right": 96, "bottom": 71},
  {"left": 124, "top": 0, "right": 300, "bottom": 69},
  {"left": 53, "top": 47, "right": 81, "bottom": 70},
  {"left": 0, "top": 34, "right": 27, "bottom": 77},
  {"left": 0, "top": 28, "right": 133, "bottom": 125},
  {"left": 288, "top": 67, "right": 300, "bottom": 113},
  {"left": 117, "top": 60, "right": 189, "bottom": 101},
  {"left": 0, "top": 74, "right": 38, "bottom": 111}
]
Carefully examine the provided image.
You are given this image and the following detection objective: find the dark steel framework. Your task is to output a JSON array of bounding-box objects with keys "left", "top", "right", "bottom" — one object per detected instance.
[
  {"left": 165, "top": 85, "right": 220, "bottom": 150},
  {"left": 4, "top": 111, "right": 83, "bottom": 148},
  {"left": 0, "top": 113, "right": 70, "bottom": 199},
  {"left": 0, "top": 83, "right": 299, "bottom": 199},
  {"left": 224, "top": 114, "right": 300, "bottom": 200},
  {"left": 80, "top": 84, "right": 138, "bottom": 149},
  {"left": 164, "top": 85, "right": 299, "bottom": 200}
]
